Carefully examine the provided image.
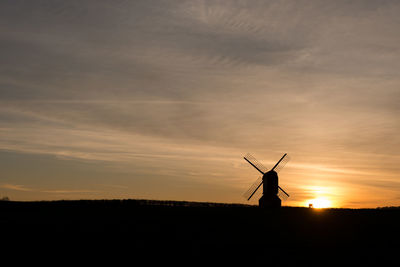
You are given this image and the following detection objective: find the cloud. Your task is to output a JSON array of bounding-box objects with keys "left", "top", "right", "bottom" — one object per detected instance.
[
  {"left": 0, "top": 184, "right": 33, "bottom": 192},
  {"left": 0, "top": 0, "right": 400, "bottom": 205},
  {"left": 0, "top": 183, "right": 100, "bottom": 194},
  {"left": 40, "top": 190, "right": 99, "bottom": 194}
]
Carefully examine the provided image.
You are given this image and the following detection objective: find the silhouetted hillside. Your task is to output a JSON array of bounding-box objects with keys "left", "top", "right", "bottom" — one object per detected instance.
[{"left": 1, "top": 199, "right": 399, "bottom": 264}]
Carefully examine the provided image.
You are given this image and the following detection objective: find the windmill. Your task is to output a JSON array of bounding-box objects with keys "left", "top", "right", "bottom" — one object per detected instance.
[{"left": 243, "top": 153, "right": 290, "bottom": 208}]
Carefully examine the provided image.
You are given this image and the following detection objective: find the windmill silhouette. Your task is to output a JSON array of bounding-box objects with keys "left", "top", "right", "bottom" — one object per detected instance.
[{"left": 243, "top": 153, "right": 290, "bottom": 208}]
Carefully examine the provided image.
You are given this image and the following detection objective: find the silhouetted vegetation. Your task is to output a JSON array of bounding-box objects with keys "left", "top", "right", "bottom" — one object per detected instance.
[{"left": 377, "top": 206, "right": 400, "bottom": 209}]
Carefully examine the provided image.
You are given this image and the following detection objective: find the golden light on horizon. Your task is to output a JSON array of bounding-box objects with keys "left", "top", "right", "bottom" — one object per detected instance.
[
  {"left": 307, "top": 197, "right": 332, "bottom": 209},
  {"left": 298, "top": 185, "right": 339, "bottom": 208}
]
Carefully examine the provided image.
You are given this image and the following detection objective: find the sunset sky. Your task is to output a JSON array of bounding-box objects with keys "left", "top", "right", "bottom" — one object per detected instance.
[{"left": 1, "top": 0, "right": 399, "bottom": 208}]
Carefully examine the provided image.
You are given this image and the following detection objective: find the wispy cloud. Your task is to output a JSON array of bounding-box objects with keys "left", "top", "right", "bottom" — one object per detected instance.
[
  {"left": 0, "top": 184, "right": 33, "bottom": 192},
  {"left": 0, "top": 184, "right": 100, "bottom": 194},
  {"left": 40, "top": 190, "right": 100, "bottom": 194}
]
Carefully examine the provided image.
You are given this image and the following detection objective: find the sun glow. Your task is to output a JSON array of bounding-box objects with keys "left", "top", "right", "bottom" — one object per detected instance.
[{"left": 308, "top": 197, "right": 332, "bottom": 209}]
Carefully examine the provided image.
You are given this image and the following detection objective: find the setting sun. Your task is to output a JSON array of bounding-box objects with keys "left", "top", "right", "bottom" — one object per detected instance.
[{"left": 308, "top": 198, "right": 332, "bottom": 209}]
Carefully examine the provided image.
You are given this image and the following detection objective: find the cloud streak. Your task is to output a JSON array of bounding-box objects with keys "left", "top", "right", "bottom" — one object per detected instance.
[
  {"left": 0, "top": 184, "right": 99, "bottom": 194},
  {"left": 0, "top": 184, "right": 33, "bottom": 192}
]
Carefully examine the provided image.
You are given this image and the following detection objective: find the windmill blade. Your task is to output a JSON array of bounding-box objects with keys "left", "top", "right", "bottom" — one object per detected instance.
[
  {"left": 243, "top": 176, "right": 263, "bottom": 201},
  {"left": 278, "top": 186, "right": 289, "bottom": 201},
  {"left": 278, "top": 189, "right": 289, "bottom": 201},
  {"left": 244, "top": 153, "right": 268, "bottom": 175},
  {"left": 278, "top": 186, "right": 289, "bottom": 197},
  {"left": 249, "top": 185, "right": 263, "bottom": 202},
  {"left": 271, "top": 154, "right": 290, "bottom": 173}
]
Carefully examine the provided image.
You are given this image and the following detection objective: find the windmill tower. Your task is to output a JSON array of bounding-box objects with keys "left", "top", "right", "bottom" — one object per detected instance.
[{"left": 243, "top": 153, "right": 290, "bottom": 208}]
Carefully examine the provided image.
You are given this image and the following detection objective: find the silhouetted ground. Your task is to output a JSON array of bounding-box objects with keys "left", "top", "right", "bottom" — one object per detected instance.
[{"left": 1, "top": 199, "right": 399, "bottom": 264}]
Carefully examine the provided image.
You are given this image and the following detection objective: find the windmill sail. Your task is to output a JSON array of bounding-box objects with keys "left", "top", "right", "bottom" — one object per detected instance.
[
  {"left": 244, "top": 153, "right": 268, "bottom": 174},
  {"left": 243, "top": 176, "right": 263, "bottom": 200},
  {"left": 273, "top": 154, "right": 290, "bottom": 173},
  {"left": 278, "top": 186, "right": 289, "bottom": 201},
  {"left": 278, "top": 186, "right": 289, "bottom": 197}
]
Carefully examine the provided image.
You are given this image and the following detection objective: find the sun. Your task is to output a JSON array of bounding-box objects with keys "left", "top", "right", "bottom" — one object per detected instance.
[{"left": 308, "top": 197, "right": 331, "bottom": 209}]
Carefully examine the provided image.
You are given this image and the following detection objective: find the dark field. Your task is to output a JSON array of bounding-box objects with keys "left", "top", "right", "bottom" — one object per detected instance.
[{"left": 1, "top": 199, "right": 399, "bottom": 264}]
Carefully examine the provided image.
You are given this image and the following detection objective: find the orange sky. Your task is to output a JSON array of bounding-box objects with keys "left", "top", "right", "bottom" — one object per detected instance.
[{"left": 0, "top": 1, "right": 399, "bottom": 208}]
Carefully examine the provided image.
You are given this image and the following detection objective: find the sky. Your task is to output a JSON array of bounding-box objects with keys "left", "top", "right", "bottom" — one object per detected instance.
[{"left": 0, "top": 0, "right": 399, "bottom": 208}]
